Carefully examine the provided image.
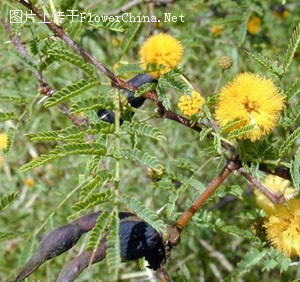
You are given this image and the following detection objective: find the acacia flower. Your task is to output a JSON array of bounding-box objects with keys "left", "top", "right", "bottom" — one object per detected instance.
[
  {"left": 264, "top": 198, "right": 300, "bottom": 257},
  {"left": 178, "top": 91, "right": 204, "bottom": 117},
  {"left": 215, "top": 73, "right": 285, "bottom": 141},
  {"left": 210, "top": 25, "right": 223, "bottom": 36},
  {"left": 254, "top": 175, "right": 295, "bottom": 215},
  {"left": 0, "top": 133, "right": 8, "bottom": 150},
  {"left": 247, "top": 17, "right": 262, "bottom": 34},
  {"left": 140, "top": 33, "right": 183, "bottom": 78}
]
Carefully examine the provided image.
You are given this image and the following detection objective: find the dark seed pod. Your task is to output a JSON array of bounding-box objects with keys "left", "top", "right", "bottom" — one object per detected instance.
[
  {"left": 97, "top": 74, "right": 156, "bottom": 124},
  {"left": 120, "top": 220, "right": 165, "bottom": 270}
]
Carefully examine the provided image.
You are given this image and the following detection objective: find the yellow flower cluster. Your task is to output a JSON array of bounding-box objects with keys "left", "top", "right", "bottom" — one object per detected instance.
[
  {"left": 247, "top": 17, "right": 261, "bottom": 35},
  {"left": 265, "top": 199, "right": 300, "bottom": 257},
  {"left": 178, "top": 91, "right": 204, "bottom": 117},
  {"left": 0, "top": 133, "right": 8, "bottom": 150},
  {"left": 140, "top": 33, "right": 183, "bottom": 78},
  {"left": 215, "top": 73, "right": 285, "bottom": 141},
  {"left": 254, "top": 175, "right": 300, "bottom": 257},
  {"left": 210, "top": 25, "right": 223, "bottom": 36}
]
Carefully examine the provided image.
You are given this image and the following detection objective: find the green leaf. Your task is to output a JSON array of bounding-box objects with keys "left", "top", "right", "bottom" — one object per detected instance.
[
  {"left": 244, "top": 49, "right": 283, "bottom": 76},
  {"left": 79, "top": 171, "right": 113, "bottom": 201},
  {"left": 87, "top": 211, "right": 111, "bottom": 252},
  {"left": 44, "top": 79, "right": 99, "bottom": 108},
  {"left": 279, "top": 127, "right": 300, "bottom": 157},
  {"left": 227, "top": 124, "right": 256, "bottom": 140},
  {"left": 20, "top": 143, "right": 106, "bottom": 172},
  {"left": 86, "top": 17, "right": 126, "bottom": 32},
  {"left": 47, "top": 49, "right": 95, "bottom": 77},
  {"left": 72, "top": 189, "right": 113, "bottom": 213},
  {"left": 286, "top": 78, "right": 300, "bottom": 100},
  {"left": 121, "top": 195, "right": 166, "bottom": 234},
  {"left": 0, "top": 231, "right": 26, "bottom": 243},
  {"left": 18, "top": 235, "right": 35, "bottom": 268},
  {"left": 235, "top": 248, "right": 267, "bottom": 277},
  {"left": 0, "top": 95, "right": 26, "bottom": 105},
  {"left": 238, "top": 9, "right": 251, "bottom": 46},
  {"left": 0, "top": 112, "right": 16, "bottom": 122},
  {"left": 291, "top": 151, "right": 300, "bottom": 190},
  {"left": 118, "top": 148, "right": 163, "bottom": 172},
  {"left": 106, "top": 208, "right": 121, "bottom": 278},
  {"left": 134, "top": 82, "right": 156, "bottom": 97},
  {"left": 70, "top": 96, "right": 113, "bottom": 114},
  {"left": 121, "top": 22, "right": 142, "bottom": 54},
  {"left": 121, "top": 121, "right": 166, "bottom": 141},
  {"left": 0, "top": 192, "right": 19, "bottom": 212},
  {"left": 283, "top": 23, "right": 300, "bottom": 74}
]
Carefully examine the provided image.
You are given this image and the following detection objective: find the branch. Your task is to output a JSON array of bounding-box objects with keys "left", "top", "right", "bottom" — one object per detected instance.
[
  {"left": 2, "top": 20, "right": 87, "bottom": 129},
  {"left": 239, "top": 167, "right": 286, "bottom": 204},
  {"left": 174, "top": 160, "right": 240, "bottom": 235},
  {"left": 14, "top": 0, "right": 292, "bottom": 181},
  {"left": 16, "top": 0, "right": 136, "bottom": 93}
]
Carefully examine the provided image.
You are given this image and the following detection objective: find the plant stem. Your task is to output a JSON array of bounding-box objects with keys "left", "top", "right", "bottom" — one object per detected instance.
[{"left": 175, "top": 160, "right": 239, "bottom": 233}]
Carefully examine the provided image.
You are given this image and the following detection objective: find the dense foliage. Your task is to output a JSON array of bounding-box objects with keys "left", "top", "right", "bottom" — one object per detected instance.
[{"left": 1, "top": 0, "right": 300, "bottom": 281}]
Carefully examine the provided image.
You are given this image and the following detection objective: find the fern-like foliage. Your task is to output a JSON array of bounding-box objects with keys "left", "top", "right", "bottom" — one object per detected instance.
[
  {"left": 118, "top": 148, "right": 163, "bottom": 172},
  {"left": 79, "top": 171, "right": 113, "bottom": 201},
  {"left": 227, "top": 124, "right": 256, "bottom": 140},
  {"left": 47, "top": 49, "right": 95, "bottom": 77},
  {"left": 238, "top": 9, "right": 251, "bottom": 46},
  {"left": 243, "top": 49, "right": 283, "bottom": 76},
  {"left": 0, "top": 95, "right": 26, "bottom": 105},
  {"left": 0, "top": 112, "right": 16, "bottom": 122},
  {"left": 121, "top": 195, "right": 166, "bottom": 234},
  {"left": 44, "top": 79, "right": 99, "bottom": 107},
  {"left": 72, "top": 190, "right": 113, "bottom": 213},
  {"left": 20, "top": 143, "right": 106, "bottom": 172},
  {"left": 70, "top": 96, "right": 113, "bottom": 114},
  {"left": 280, "top": 105, "right": 300, "bottom": 128},
  {"left": 291, "top": 151, "right": 300, "bottom": 190},
  {"left": 134, "top": 82, "right": 156, "bottom": 97},
  {"left": 121, "top": 121, "right": 166, "bottom": 141},
  {"left": 279, "top": 127, "right": 300, "bottom": 158},
  {"left": 27, "top": 126, "right": 86, "bottom": 142},
  {"left": 285, "top": 78, "right": 300, "bottom": 100},
  {"left": 106, "top": 208, "right": 121, "bottom": 277},
  {"left": 0, "top": 231, "right": 27, "bottom": 243},
  {"left": 283, "top": 23, "right": 300, "bottom": 74},
  {"left": 86, "top": 17, "right": 126, "bottom": 32},
  {"left": 121, "top": 22, "right": 142, "bottom": 55},
  {"left": 0, "top": 192, "right": 19, "bottom": 212},
  {"left": 87, "top": 210, "right": 111, "bottom": 251}
]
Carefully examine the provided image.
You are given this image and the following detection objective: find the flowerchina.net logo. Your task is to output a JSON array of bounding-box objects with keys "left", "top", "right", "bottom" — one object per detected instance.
[{"left": 9, "top": 10, "right": 185, "bottom": 24}]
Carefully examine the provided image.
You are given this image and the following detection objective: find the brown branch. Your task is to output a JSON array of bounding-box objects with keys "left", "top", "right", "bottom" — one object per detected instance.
[
  {"left": 239, "top": 167, "right": 286, "bottom": 204},
  {"left": 14, "top": 0, "right": 292, "bottom": 182},
  {"left": 16, "top": 0, "right": 136, "bottom": 93},
  {"left": 2, "top": 20, "right": 87, "bottom": 129},
  {"left": 174, "top": 160, "right": 240, "bottom": 235}
]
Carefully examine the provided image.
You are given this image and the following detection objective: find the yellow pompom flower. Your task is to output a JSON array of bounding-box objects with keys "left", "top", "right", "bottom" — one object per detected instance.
[
  {"left": 215, "top": 73, "right": 285, "bottom": 141},
  {"left": 25, "top": 178, "right": 35, "bottom": 188},
  {"left": 254, "top": 175, "right": 295, "bottom": 215},
  {"left": 247, "top": 17, "right": 262, "bottom": 35},
  {"left": 210, "top": 25, "right": 223, "bottom": 36},
  {"left": 178, "top": 91, "right": 205, "bottom": 117},
  {"left": 140, "top": 33, "right": 183, "bottom": 78},
  {"left": 0, "top": 133, "right": 8, "bottom": 150},
  {"left": 264, "top": 198, "right": 300, "bottom": 257}
]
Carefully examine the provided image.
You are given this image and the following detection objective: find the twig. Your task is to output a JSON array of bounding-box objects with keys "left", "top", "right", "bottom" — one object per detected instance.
[
  {"left": 14, "top": 0, "right": 292, "bottom": 181},
  {"left": 174, "top": 160, "right": 240, "bottom": 234},
  {"left": 2, "top": 20, "right": 87, "bottom": 129},
  {"left": 238, "top": 167, "right": 286, "bottom": 204}
]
